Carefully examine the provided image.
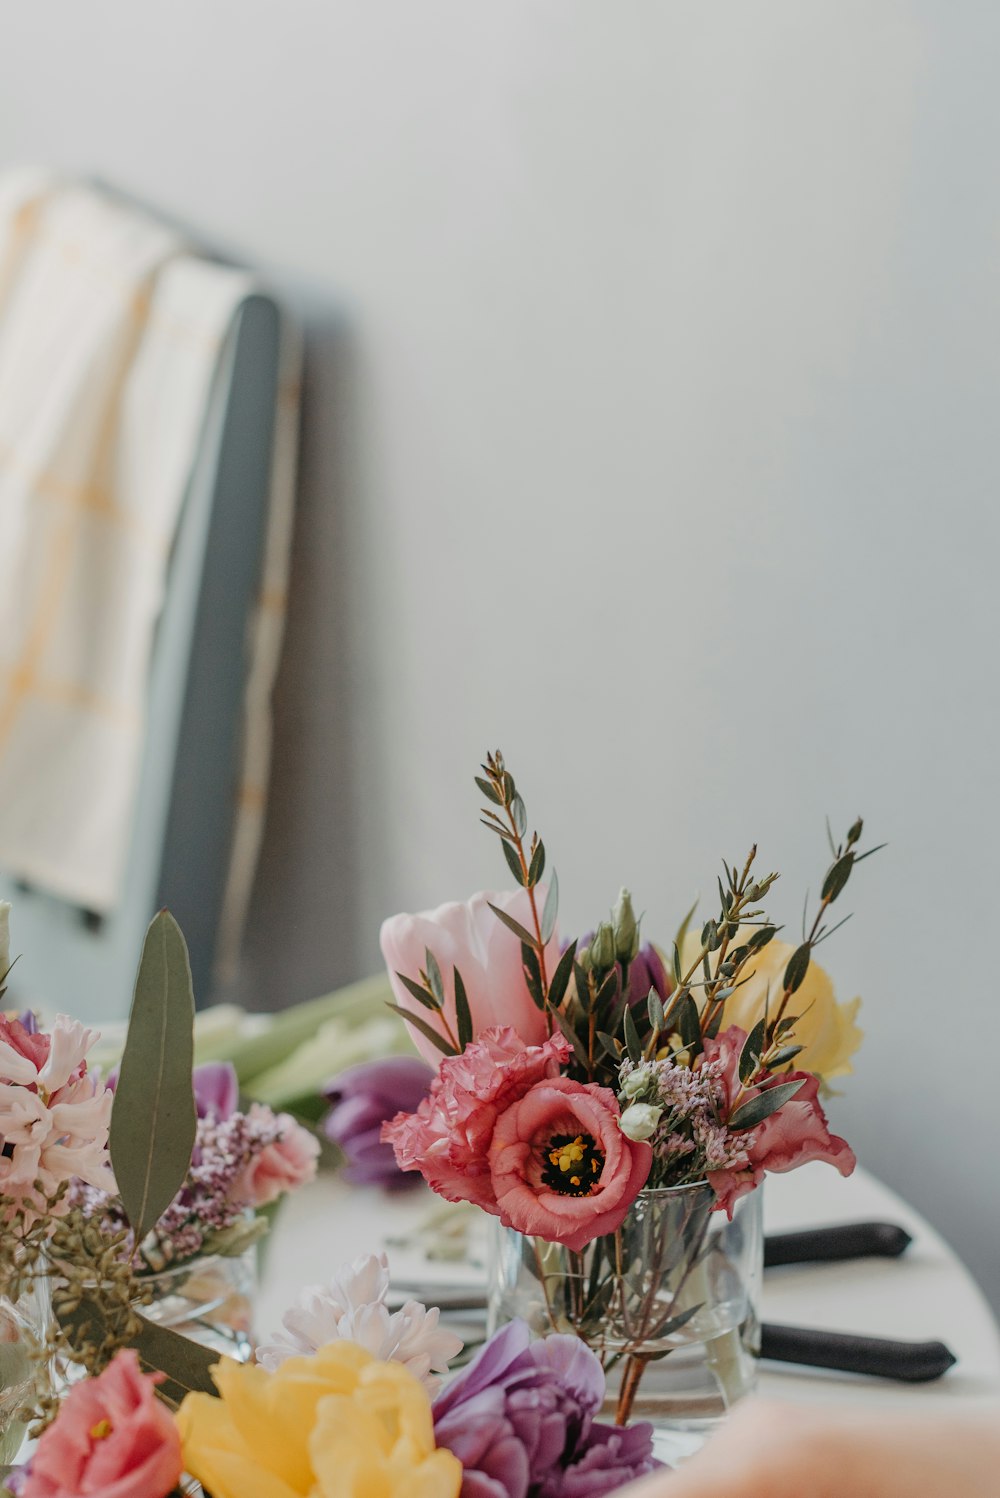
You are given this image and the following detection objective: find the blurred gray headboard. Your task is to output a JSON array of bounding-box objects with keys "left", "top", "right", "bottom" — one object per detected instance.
[{"left": 0, "top": 294, "right": 280, "bottom": 1023}]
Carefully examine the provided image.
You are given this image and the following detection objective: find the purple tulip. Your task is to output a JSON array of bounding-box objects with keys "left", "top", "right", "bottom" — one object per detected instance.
[
  {"left": 323, "top": 1055, "right": 433, "bottom": 1188},
  {"left": 17, "top": 1010, "right": 39, "bottom": 1035},
  {"left": 433, "top": 1320, "right": 660, "bottom": 1498},
  {"left": 193, "top": 1061, "right": 239, "bottom": 1121}
]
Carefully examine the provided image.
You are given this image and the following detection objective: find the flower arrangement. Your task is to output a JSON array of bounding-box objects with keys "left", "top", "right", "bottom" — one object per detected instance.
[{"left": 378, "top": 751, "right": 879, "bottom": 1426}]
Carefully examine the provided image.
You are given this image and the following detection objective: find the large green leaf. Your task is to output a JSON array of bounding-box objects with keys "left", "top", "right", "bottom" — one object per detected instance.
[
  {"left": 110, "top": 911, "right": 197, "bottom": 1245},
  {"left": 57, "top": 1295, "right": 219, "bottom": 1410}
]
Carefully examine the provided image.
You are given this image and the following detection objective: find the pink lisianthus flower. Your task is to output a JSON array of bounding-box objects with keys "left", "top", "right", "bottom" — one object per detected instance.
[
  {"left": 488, "top": 1076, "right": 652, "bottom": 1251},
  {"left": 380, "top": 889, "right": 560, "bottom": 1066},
  {"left": 229, "top": 1104, "right": 319, "bottom": 1207},
  {"left": 383, "top": 1027, "right": 571, "bottom": 1213},
  {"left": 21, "top": 1349, "right": 182, "bottom": 1498},
  {"left": 702, "top": 1026, "right": 857, "bottom": 1217}
]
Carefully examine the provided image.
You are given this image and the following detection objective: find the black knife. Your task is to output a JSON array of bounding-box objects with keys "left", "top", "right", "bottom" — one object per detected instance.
[{"left": 760, "top": 1322, "right": 956, "bottom": 1382}]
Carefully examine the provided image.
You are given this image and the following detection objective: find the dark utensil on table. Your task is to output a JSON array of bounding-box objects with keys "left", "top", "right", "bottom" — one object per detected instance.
[
  {"left": 760, "top": 1324, "right": 956, "bottom": 1382},
  {"left": 389, "top": 1219, "right": 956, "bottom": 1382},
  {"left": 764, "top": 1221, "right": 912, "bottom": 1268}
]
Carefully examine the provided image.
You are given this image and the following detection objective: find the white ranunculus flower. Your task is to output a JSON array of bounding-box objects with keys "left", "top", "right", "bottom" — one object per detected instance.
[{"left": 256, "top": 1251, "right": 463, "bottom": 1392}]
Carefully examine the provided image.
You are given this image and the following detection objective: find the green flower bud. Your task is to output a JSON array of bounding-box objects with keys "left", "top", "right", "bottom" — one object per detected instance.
[
  {"left": 588, "top": 922, "right": 616, "bottom": 971},
  {"left": 612, "top": 887, "right": 640, "bottom": 963},
  {"left": 621, "top": 1064, "right": 653, "bottom": 1098}
]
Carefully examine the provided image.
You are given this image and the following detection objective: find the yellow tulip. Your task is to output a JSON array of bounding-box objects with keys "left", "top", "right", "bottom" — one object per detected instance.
[
  {"left": 681, "top": 927, "right": 862, "bottom": 1085},
  {"left": 178, "top": 1342, "right": 462, "bottom": 1498}
]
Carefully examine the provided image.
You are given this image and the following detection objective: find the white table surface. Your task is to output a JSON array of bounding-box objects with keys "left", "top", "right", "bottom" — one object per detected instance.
[{"left": 259, "top": 1162, "right": 1000, "bottom": 1415}]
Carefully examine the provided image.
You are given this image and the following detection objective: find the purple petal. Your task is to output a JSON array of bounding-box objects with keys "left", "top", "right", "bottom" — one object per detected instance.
[
  {"left": 433, "top": 1321, "right": 533, "bottom": 1419},
  {"left": 193, "top": 1061, "right": 239, "bottom": 1120},
  {"left": 323, "top": 1055, "right": 433, "bottom": 1111}
]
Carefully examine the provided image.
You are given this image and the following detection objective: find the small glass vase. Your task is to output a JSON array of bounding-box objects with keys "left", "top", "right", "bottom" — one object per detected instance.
[
  {"left": 140, "top": 1246, "right": 257, "bottom": 1362},
  {"left": 0, "top": 1278, "right": 52, "bottom": 1465},
  {"left": 488, "top": 1183, "right": 763, "bottom": 1462}
]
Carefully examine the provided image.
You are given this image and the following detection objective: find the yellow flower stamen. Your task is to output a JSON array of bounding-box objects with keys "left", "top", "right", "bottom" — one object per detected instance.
[
  {"left": 90, "top": 1419, "right": 113, "bottom": 1440},
  {"left": 548, "top": 1136, "right": 586, "bottom": 1173}
]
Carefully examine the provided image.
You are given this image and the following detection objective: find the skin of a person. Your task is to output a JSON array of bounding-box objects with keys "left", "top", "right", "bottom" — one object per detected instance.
[{"left": 620, "top": 1399, "right": 1000, "bottom": 1498}]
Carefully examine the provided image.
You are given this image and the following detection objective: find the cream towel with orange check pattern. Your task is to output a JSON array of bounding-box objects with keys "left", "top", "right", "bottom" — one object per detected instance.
[{"left": 0, "top": 171, "right": 299, "bottom": 980}]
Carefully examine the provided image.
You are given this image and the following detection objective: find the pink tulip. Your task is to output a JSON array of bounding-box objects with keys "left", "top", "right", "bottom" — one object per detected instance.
[
  {"left": 22, "top": 1349, "right": 182, "bottom": 1498},
  {"left": 380, "top": 889, "right": 559, "bottom": 1065}
]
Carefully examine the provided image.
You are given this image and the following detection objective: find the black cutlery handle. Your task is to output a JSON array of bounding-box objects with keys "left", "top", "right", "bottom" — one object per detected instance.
[
  {"left": 764, "top": 1221, "right": 912, "bottom": 1268},
  {"left": 760, "top": 1322, "right": 956, "bottom": 1382}
]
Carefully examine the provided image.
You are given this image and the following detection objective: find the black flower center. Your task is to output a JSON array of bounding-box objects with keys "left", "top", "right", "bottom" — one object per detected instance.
[{"left": 540, "top": 1133, "right": 605, "bottom": 1196}]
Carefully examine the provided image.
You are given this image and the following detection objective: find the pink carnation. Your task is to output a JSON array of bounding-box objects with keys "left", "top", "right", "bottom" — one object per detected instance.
[
  {"left": 229, "top": 1106, "right": 320, "bottom": 1207},
  {"left": 702, "top": 1026, "right": 856, "bottom": 1216},
  {"left": 22, "top": 1349, "right": 182, "bottom": 1498},
  {"left": 383, "top": 1027, "right": 572, "bottom": 1213}
]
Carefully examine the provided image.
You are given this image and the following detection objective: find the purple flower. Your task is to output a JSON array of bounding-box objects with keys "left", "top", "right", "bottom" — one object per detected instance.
[
  {"left": 16, "top": 1010, "right": 39, "bottom": 1035},
  {"left": 323, "top": 1056, "right": 433, "bottom": 1188},
  {"left": 193, "top": 1061, "right": 239, "bottom": 1121},
  {"left": 433, "top": 1321, "right": 660, "bottom": 1498}
]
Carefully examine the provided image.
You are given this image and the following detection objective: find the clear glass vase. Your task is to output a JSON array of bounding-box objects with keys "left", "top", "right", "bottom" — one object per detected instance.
[
  {"left": 140, "top": 1246, "right": 257, "bottom": 1362},
  {"left": 0, "top": 1278, "right": 51, "bottom": 1465},
  {"left": 488, "top": 1183, "right": 763, "bottom": 1462}
]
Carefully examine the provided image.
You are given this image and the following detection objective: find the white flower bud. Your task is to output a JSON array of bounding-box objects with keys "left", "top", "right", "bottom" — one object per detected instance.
[{"left": 619, "top": 1102, "right": 663, "bottom": 1142}]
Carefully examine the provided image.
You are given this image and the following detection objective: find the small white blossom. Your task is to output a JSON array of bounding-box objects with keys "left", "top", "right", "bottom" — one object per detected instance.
[
  {"left": 619, "top": 1102, "right": 663, "bottom": 1141},
  {"left": 256, "top": 1251, "right": 463, "bottom": 1392}
]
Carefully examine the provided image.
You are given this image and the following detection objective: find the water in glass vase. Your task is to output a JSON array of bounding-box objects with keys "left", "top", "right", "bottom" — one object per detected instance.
[{"left": 488, "top": 1182, "right": 763, "bottom": 1463}]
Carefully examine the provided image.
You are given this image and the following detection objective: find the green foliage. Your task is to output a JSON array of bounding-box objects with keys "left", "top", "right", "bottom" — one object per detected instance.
[{"left": 110, "top": 912, "right": 197, "bottom": 1249}]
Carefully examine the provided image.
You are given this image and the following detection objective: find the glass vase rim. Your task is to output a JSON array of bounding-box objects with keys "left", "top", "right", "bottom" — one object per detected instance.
[{"left": 637, "top": 1180, "right": 714, "bottom": 1199}]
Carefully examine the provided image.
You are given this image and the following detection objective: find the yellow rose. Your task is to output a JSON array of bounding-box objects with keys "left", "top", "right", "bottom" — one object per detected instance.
[
  {"left": 681, "top": 927, "right": 862, "bottom": 1085},
  {"left": 177, "top": 1341, "right": 462, "bottom": 1498}
]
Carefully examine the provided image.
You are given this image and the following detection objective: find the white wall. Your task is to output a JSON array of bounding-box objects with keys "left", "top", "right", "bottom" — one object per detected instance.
[{"left": 2, "top": 1, "right": 999, "bottom": 1309}]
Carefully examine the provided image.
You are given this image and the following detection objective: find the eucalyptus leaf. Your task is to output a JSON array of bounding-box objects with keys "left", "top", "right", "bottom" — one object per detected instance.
[
  {"left": 488, "top": 901, "right": 538, "bottom": 949},
  {"left": 424, "top": 948, "right": 446, "bottom": 1004},
  {"left": 541, "top": 871, "right": 559, "bottom": 944},
  {"left": 783, "top": 942, "right": 812, "bottom": 995},
  {"left": 476, "top": 774, "right": 503, "bottom": 805},
  {"left": 110, "top": 911, "right": 197, "bottom": 1247},
  {"left": 547, "top": 940, "right": 577, "bottom": 1011},
  {"left": 521, "top": 942, "right": 545, "bottom": 1009},
  {"left": 596, "top": 1031, "right": 621, "bottom": 1060},
  {"left": 453, "top": 967, "right": 473, "bottom": 1049},
  {"left": 729, "top": 1077, "right": 806, "bottom": 1131},
  {"left": 385, "top": 1003, "right": 456, "bottom": 1057},
  {"left": 510, "top": 791, "right": 527, "bottom": 835},
  {"left": 527, "top": 840, "right": 545, "bottom": 888},
  {"left": 739, "top": 1018, "right": 768, "bottom": 1084},
  {"left": 821, "top": 852, "right": 854, "bottom": 903},
  {"left": 395, "top": 971, "right": 440, "bottom": 1011},
  {"left": 623, "top": 1004, "right": 641, "bottom": 1064},
  {"left": 676, "top": 992, "right": 701, "bottom": 1049},
  {"left": 646, "top": 988, "right": 664, "bottom": 1032},
  {"left": 502, "top": 836, "right": 526, "bottom": 885}
]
